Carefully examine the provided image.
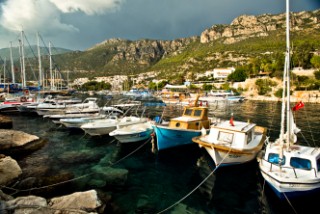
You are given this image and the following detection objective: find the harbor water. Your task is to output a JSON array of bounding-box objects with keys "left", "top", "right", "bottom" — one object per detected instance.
[{"left": 6, "top": 98, "right": 320, "bottom": 214}]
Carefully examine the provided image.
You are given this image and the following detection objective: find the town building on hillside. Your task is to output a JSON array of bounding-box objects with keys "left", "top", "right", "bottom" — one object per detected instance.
[{"left": 204, "top": 67, "right": 235, "bottom": 81}]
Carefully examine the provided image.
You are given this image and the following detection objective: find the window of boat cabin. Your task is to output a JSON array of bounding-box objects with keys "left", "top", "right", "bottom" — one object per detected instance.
[
  {"left": 268, "top": 153, "right": 285, "bottom": 165},
  {"left": 184, "top": 109, "right": 193, "bottom": 116},
  {"left": 290, "top": 157, "right": 311, "bottom": 170},
  {"left": 218, "top": 132, "right": 233, "bottom": 143},
  {"left": 194, "top": 109, "right": 202, "bottom": 117},
  {"left": 317, "top": 158, "right": 320, "bottom": 172}
]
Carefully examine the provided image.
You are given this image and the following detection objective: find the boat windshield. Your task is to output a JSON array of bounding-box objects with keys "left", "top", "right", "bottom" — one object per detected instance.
[
  {"left": 184, "top": 109, "right": 193, "bottom": 116},
  {"left": 268, "top": 153, "right": 285, "bottom": 165},
  {"left": 194, "top": 109, "right": 202, "bottom": 117},
  {"left": 290, "top": 157, "right": 311, "bottom": 170}
]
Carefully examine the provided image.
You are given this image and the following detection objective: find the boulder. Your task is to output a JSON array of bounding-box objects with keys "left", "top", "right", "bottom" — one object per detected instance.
[
  {"left": 49, "top": 189, "right": 104, "bottom": 213},
  {"left": 6, "top": 195, "right": 47, "bottom": 214},
  {"left": 0, "top": 155, "right": 22, "bottom": 186},
  {"left": 0, "top": 129, "right": 46, "bottom": 156}
]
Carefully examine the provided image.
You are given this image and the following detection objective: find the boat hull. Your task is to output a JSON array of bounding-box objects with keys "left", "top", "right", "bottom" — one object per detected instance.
[
  {"left": 258, "top": 155, "right": 320, "bottom": 199},
  {"left": 204, "top": 147, "right": 257, "bottom": 167},
  {"left": 112, "top": 128, "right": 154, "bottom": 143},
  {"left": 152, "top": 125, "right": 205, "bottom": 151}
]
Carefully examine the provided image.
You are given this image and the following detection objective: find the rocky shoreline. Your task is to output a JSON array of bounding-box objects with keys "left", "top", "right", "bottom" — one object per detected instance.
[{"left": 0, "top": 115, "right": 122, "bottom": 213}]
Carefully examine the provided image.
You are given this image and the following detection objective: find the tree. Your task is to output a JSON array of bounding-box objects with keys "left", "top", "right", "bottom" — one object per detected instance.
[
  {"left": 227, "top": 67, "right": 248, "bottom": 82},
  {"left": 310, "top": 55, "right": 320, "bottom": 69},
  {"left": 314, "top": 70, "right": 320, "bottom": 80}
]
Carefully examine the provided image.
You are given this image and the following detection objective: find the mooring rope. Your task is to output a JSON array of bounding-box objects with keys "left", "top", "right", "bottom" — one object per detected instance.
[
  {"left": 283, "top": 193, "right": 298, "bottom": 214},
  {"left": 156, "top": 147, "right": 232, "bottom": 214},
  {"left": 0, "top": 138, "right": 150, "bottom": 195}
]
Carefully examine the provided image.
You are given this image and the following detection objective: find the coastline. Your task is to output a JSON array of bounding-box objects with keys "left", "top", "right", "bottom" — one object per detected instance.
[{"left": 242, "top": 90, "right": 320, "bottom": 103}]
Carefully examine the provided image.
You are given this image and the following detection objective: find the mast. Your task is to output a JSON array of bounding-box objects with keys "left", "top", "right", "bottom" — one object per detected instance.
[
  {"left": 9, "top": 42, "right": 15, "bottom": 83},
  {"left": 20, "top": 31, "right": 26, "bottom": 88},
  {"left": 285, "top": 0, "right": 291, "bottom": 148},
  {"left": 37, "top": 33, "right": 43, "bottom": 87},
  {"left": 49, "top": 41, "right": 54, "bottom": 90}
]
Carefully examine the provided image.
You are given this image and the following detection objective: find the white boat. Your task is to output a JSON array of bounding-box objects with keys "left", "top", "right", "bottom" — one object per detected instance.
[
  {"left": 257, "top": 0, "right": 320, "bottom": 199},
  {"left": 35, "top": 97, "right": 99, "bottom": 116},
  {"left": 192, "top": 118, "right": 266, "bottom": 166},
  {"left": 45, "top": 112, "right": 102, "bottom": 124},
  {"left": 109, "top": 121, "right": 154, "bottom": 143},
  {"left": 81, "top": 116, "right": 148, "bottom": 136},
  {"left": 192, "top": 90, "right": 245, "bottom": 103},
  {"left": 60, "top": 114, "right": 107, "bottom": 129}
]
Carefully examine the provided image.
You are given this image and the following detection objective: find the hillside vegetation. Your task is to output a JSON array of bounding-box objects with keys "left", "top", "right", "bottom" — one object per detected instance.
[{"left": 1, "top": 9, "right": 320, "bottom": 83}]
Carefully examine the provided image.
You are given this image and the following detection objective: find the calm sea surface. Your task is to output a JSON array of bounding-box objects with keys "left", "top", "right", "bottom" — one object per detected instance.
[{"left": 7, "top": 97, "right": 320, "bottom": 214}]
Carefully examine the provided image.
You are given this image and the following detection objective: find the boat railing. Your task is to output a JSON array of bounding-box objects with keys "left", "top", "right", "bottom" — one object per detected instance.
[{"left": 261, "top": 158, "right": 318, "bottom": 178}]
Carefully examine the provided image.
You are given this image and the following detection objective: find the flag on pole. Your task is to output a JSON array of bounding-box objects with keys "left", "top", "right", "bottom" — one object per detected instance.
[
  {"left": 292, "top": 101, "right": 304, "bottom": 111},
  {"left": 229, "top": 113, "right": 235, "bottom": 126}
]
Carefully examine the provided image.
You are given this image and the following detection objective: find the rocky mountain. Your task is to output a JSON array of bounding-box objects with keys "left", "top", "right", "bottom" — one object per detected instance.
[
  {"left": 9, "top": 9, "right": 320, "bottom": 82},
  {"left": 200, "top": 10, "right": 320, "bottom": 44}
]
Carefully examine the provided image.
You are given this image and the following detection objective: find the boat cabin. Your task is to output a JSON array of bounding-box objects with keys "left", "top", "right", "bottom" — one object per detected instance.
[
  {"left": 168, "top": 105, "right": 210, "bottom": 130},
  {"left": 264, "top": 144, "right": 320, "bottom": 172},
  {"left": 207, "top": 120, "right": 256, "bottom": 148}
]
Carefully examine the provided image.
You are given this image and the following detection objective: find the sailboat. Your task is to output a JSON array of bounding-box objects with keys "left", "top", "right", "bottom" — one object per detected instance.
[{"left": 257, "top": 0, "right": 320, "bottom": 199}]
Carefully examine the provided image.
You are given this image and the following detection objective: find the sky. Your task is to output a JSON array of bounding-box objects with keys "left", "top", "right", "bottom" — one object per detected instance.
[{"left": 0, "top": 0, "right": 319, "bottom": 51}]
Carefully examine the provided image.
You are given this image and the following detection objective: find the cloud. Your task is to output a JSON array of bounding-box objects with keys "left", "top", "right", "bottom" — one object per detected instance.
[
  {"left": 0, "top": 0, "right": 78, "bottom": 33},
  {"left": 0, "top": 0, "right": 124, "bottom": 35},
  {"left": 49, "top": 0, "right": 125, "bottom": 15}
]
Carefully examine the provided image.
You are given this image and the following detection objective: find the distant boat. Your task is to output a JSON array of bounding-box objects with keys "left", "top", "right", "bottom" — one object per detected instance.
[
  {"left": 257, "top": 0, "right": 320, "bottom": 199},
  {"left": 151, "top": 95, "right": 211, "bottom": 151},
  {"left": 192, "top": 117, "right": 266, "bottom": 166}
]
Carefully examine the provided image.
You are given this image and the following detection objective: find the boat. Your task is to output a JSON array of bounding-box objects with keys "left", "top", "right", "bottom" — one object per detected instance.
[
  {"left": 109, "top": 121, "right": 154, "bottom": 143},
  {"left": 193, "top": 90, "right": 245, "bottom": 103},
  {"left": 151, "top": 95, "right": 211, "bottom": 151},
  {"left": 192, "top": 116, "right": 266, "bottom": 166},
  {"left": 257, "top": 0, "right": 320, "bottom": 199},
  {"left": 60, "top": 114, "right": 107, "bottom": 129},
  {"left": 0, "top": 92, "right": 36, "bottom": 113},
  {"left": 35, "top": 97, "right": 97, "bottom": 116},
  {"left": 81, "top": 115, "right": 148, "bottom": 137}
]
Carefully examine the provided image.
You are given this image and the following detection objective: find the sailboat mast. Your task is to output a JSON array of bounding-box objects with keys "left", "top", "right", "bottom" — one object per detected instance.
[
  {"left": 49, "top": 41, "right": 54, "bottom": 90},
  {"left": 20, "top": 31, "right": 26, "bottom": 88},
  {"left": 37, "top": 33, "right": 43, "bottom": 87},
  {"left": 9, "top": 42, "right": 15, "bottom": 84},
  {"left": 286, "top": 0, "right": 291, "bottom": 147}
]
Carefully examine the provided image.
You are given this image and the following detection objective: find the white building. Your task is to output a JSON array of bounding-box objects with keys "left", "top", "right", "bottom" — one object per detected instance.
[
  {"left": 212, "top": 67, "right": 235, "bottom": 80},
  {"left": 202, "top": 67, "right": 235, "bottom": 81}
]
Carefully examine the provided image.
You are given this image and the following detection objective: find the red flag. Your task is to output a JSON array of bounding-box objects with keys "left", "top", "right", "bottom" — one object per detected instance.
[
  {"left": 229, "top": 116, "right": 235, "bottom": 126},
  {"left": 292, "top": 101, "right": 304, "bottom": 111}
]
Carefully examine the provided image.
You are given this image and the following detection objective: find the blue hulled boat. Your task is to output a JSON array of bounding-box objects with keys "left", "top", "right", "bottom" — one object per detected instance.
[{"left": 152, "top": 95, "right": 211, "bottom": 151}]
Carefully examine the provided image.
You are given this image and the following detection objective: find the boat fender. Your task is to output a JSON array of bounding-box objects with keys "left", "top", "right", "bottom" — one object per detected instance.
[
  {"left": 21, "top": 97, "right": 27, "bottom": 102},
  {"left": 150, "top": 133, "right": 157, "bottom": 154}
]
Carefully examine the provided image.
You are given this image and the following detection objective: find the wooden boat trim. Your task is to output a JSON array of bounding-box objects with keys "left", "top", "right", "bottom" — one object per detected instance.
[{"left": 193, "top": 126, "right": 267, "bottom": 155}]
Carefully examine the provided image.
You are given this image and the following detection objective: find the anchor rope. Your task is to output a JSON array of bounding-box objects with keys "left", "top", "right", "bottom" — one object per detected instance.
[
  {"left": 156, "top": 147, "right": 232, "bottom": 214},
  {"left": 0, "top": 138, "right": 150, "bottom": 194}
]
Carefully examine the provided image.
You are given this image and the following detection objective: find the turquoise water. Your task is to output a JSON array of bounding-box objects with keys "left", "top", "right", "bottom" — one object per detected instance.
[{"left": 7, "top": 99, "right": 320, "bottom": 213}]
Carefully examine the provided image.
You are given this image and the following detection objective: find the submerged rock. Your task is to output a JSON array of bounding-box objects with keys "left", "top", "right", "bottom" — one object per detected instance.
[
  {"left": 91, "top": 165, "right": 128, "bottom": 187},
  {"left": 0, "top": 115, "right": 12, "bottom": 129}
]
